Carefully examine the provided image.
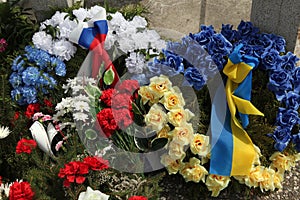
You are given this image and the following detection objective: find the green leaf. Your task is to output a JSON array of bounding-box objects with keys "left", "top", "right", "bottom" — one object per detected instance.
[
  {"left": 103, "top": 67, "right": 115, "bottom": 86},
  {"left": 150, "top": 138, "right": 168, "bottom": 151},
  {"left": 134, "top": 137, "right": 149, "bottom": 151},
  {"left": 85, "top": 129, "right": 98, "bottom": 140},
  {"left": 84, "top": 83, "right": 102, "bottom": 99}
]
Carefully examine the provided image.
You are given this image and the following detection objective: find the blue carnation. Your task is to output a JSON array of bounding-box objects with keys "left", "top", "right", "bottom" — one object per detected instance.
[
  {"left": 267, "top": 126, "right": 291, "bottom": 152},
  {"left": 237, "top": 20, "right": 259, "bottom": 39},
  {"left": 221, "top": 24, "right": 239, "bottom": 42},
  {"left": 190, "top": 25, "right": 215, "bottom": 47},
  {"left": 9, "top": 72, "right": 23, "bottom": 89},
  {"left": 276, "top": 107, "right": 299, "bottom": 130},
  {"left": 282, "top": 91, "right": 300, "bottom": 110},
  {"left": 278, "top": 52, "right": 299, "bottom": 75},
  {"left": 207, "top": 33, "right": 232, "bottom": 56},
  {"left": 22, "top": 66, "right": 40, "bottom": 86},
  {"left": 183, "top": 67, "right": 206, "bottom": 90},
  {"left": 161, "top": 50, "right": 184, "bottom": 74},
  {"left": 261, "top": 49, "right": 282, "bottom": 71},
  {"left": 268, "top": 70, "right": 293, "bottom": 101}
]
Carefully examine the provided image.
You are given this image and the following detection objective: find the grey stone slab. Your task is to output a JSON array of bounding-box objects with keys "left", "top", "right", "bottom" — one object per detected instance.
[{"left": 251, "top": 0, "right": 300, "bottom": 52}]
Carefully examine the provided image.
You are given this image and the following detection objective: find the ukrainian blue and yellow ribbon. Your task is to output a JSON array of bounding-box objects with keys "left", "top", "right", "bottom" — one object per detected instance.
[{"left": 210, "top": 44, "right": 264, "bottom": 176}]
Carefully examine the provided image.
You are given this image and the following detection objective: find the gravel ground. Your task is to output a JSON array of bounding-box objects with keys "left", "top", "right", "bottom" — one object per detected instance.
[{"left": 158, "top": 162, "right": 300, "bottom": 200}]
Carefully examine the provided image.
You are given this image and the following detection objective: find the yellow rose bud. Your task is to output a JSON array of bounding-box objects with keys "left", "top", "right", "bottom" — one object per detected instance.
[
  {"left": 167, "top": 108, "right": 195, "bottom": 126},
  {"left": 160, "top": 87, "right": 185, "bottom": 110},
  {"left": 168, "top": 140, "right": 186, "bottom": 160},
  {"left": 270, "top": 152, "right": 294, "bottom": 173},
  {"left": 149, "top": 75, "right": 172, "bottom": 98},
  {"left": 205, "top": 174, "right": 230, "bottom": 197},
  {"left": 160, "top": 154, "right": 184, "bottom": 175},
  {"left": 190, "top": 133, "right": 210, "bottom": 157},
  {"left": 144, "top": 104, "right": 167, "bottom": 132},
  {"left": 138, "top": 86, "right": 159, "bottom": 104},
  {"left": 179, "top": 157, "right": 208, "bottom": 183},
  {"left": 170, "top": 123, "right": 194, "bottom": 146},
  {"left": 259, "top": 167, "right": 275, "bottom": 192}
]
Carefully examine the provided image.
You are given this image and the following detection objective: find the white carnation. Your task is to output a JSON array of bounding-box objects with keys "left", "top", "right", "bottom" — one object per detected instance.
[
  {"left": 73, "top": 8, "right": 88, "bottom": 21},
  {"left": 125, "top": 52, "right": 146, "bottom": 74}
]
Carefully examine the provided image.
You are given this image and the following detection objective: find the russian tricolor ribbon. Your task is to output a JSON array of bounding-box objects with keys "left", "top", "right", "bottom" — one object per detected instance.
[
  {"left": 69, "top": 7, "right": 119, "bottom": 87},
  {"left": 210, "top": 44, "right": 264, "bottom": 176}
]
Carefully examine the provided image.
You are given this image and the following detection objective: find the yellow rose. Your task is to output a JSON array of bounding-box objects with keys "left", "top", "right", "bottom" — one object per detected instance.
[
  {"left": 190, "top": 133, "right": 210, "bottom": 157},
  {"left": 144, "top": 104, "right": 167, "bottom": 132},
  {"left": 160, "top": 154, "right": 184, "bottom": 175},
  {"left": 205, "top": 174, "right": 230, "bottom": 197},
  {"left": 168, "top": 140, "right": 186, "bottom": 160},
  {"left": 149, "top": 75, "right": 172, "bottom": 98},
  {"left": 160, "top": 87, "right": 185, "bottom": 110},
  {"left": 167, "top": 108, "right": 195, "bottom": 126},
  {"left": 179, "top": 157, "right": 208, "bottom": 183},
  {"left": 170, "top": 123, "right": 194, "bottom": 146},
  {"left": 270, "top": 152, "right": 294, "bottom": 173},
  {"left": 138, "top": 86, "right": 159, "bottom": 104},
  {"left": 259, "top": 167, "right": 275, "bottom": 192},
  {"left": 244, "top": 166, "right": 264, "bottom": 188}
]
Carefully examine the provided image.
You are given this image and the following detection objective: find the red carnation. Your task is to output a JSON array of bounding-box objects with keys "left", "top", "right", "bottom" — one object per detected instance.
[
  {"left": 128, "top": 196, "right": 148, "bottom": 200},
  {"left": 113, "top": 108, "right": 134, "bottom": 129},
  {"left": 25, "top": 103, "right": 40, "bottom": 119},
  {"left": 58, "top": 161, "right": 89, "bottom": 187},
  {"left": 16, "top": 139, "right": 37, "bottom": 154},
  {"left": 96, "top": 108, "right": 118, "bottom": 137},
  {"left": 116, "top": 80, "right": 140, "bottom": 94},
  {"left": 100, "top": 88, "right": 116, "bottom": 106},
  {"left": 111, "top": 93, "right": 133, "bottom": 110},
  {"left": 83, "top": 156, "right": 109, "bottom": 171},
  {"left": 43, "top": 99, "right": 53, "bottom": 108},
  {"left": 9, "top": 181, "right": 35, "bottom": 200}
]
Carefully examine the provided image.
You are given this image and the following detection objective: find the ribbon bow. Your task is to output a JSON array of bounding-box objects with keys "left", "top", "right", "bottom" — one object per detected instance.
[
  {"left": 69, "top": 7, "right": 119, "bottom": 87},
  {"left": 210, "top": 44, "right": 264, "bottom": 176}
]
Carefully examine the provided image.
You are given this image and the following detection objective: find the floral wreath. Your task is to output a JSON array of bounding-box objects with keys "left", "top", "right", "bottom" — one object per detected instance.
[{"left": 3, "top": 4, "right": 300, "bottom": 199}]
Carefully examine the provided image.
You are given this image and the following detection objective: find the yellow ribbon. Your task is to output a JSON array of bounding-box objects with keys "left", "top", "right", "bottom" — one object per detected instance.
[{"left": 223, "top": 59, "right": 264, "bottom": 175}]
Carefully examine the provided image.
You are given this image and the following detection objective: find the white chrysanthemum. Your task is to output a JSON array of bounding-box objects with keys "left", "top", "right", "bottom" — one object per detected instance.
[
  {"left": 78, "top": 186, "right": 109, "bottom": 200},
  {"left": 50, "top": 11, "right": 68, "bottom": 27},
  {"left": 0, "top": 182, "right": 12, "bottom": 197},
  {"left": 0, "top": 126, "right": 11, "bottom": 139},
  {"left": 74, "top": 101, "right": 90, "bottom": 112},
  {"left": 73, "top": 112, "right": 89, "bottom": 122},
  {"left": 52, "top": 39, "right": 76, "bottom": 61},
  {"left": 125, "top": 52, "right": 146, "bottom": 74},
  {"left": 32, "top": 31, "right": 53, "bottom": 53},
  {"left": 131, "top": 16, "right": 147, "bottom": 28},
  {"left": 76, "top": 94, "right": 90, "bottom": 102},
  {"left": 58, "top": 19, "right": 78, "bottom": 39},
  {"left": 55, "top": 97, "right": 73, "bottom": 111},
  {"left": 73, "top": 8, "right": 88, "bottom": 21},
  {"left": 87, "top": 5, "right": 106, "bottom": 19}
]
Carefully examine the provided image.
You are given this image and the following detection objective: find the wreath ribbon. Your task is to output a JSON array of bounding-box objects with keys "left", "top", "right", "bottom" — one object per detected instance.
[
  {"left": 69, "top": 8, "right": 119, "bottom": 87},
  {"left": 210, "top": 44, "right": 264, "bottom": 176}
]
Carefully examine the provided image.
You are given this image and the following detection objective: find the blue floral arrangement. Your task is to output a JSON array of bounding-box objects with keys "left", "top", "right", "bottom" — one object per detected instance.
[
  {"left": 9, "top": 46, "right": 66, "bottom": 105},
  {"left": 148, "top": 20, "right": 300, "bottom": 154}
]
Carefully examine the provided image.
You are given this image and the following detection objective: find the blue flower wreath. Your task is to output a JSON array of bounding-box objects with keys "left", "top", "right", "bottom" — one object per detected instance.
[{"left": 147, "top": 20, "right": 300, "bottom": 153}]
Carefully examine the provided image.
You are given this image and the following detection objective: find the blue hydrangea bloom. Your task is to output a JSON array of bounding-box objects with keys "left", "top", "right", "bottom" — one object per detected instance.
[
  {"left": 22, "top": 66, "right": 40, "bottom": 86},
  {"left": 21, "top": 86, "right": 37, "bottom": 104},
  {"left": 9, "top": 72, "right": 23, "bottom": 89}
]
